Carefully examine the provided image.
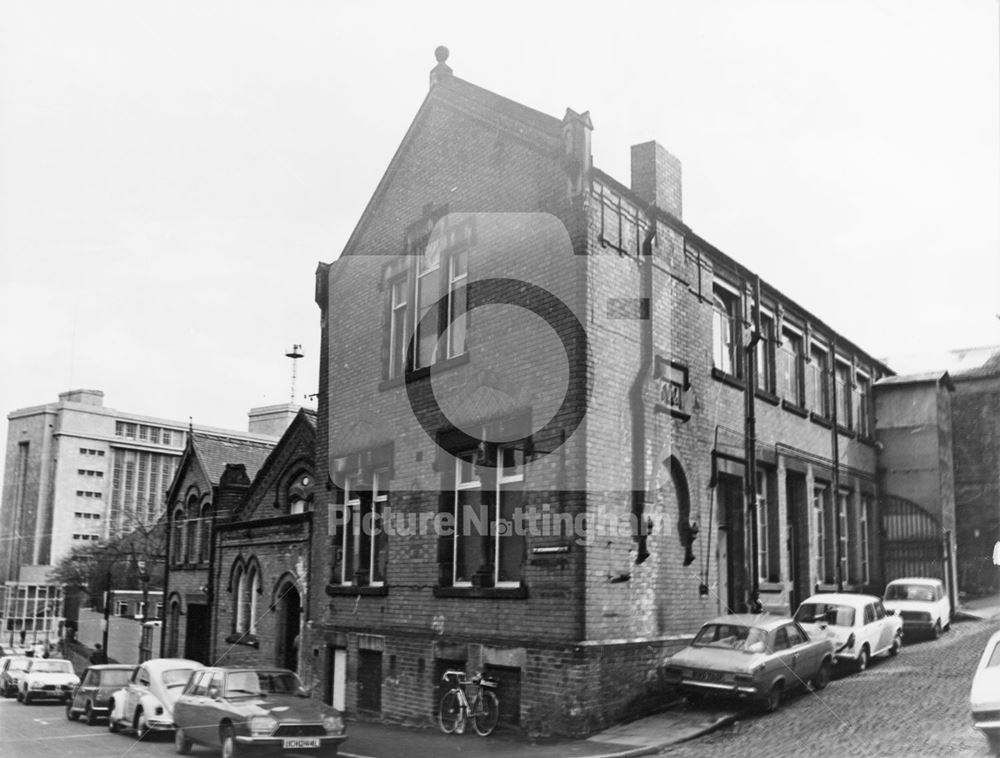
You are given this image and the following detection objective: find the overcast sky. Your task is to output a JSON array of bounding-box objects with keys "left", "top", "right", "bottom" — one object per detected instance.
[{"left": 1, "top": 1, "right": 998, "bottom": 455}]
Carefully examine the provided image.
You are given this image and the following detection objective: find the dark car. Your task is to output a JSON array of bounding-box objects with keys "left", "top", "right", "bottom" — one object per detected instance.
[
  {"left": 172, "top": 667, "right": 347, "bottom": 757},
  {"left": 66, "top": 664, "right": 135, "bottom": 725}
]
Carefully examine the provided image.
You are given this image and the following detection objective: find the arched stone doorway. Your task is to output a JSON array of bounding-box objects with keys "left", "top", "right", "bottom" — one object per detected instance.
[{"left": 273, "top": 581, "right": 301, "bottom": 672}]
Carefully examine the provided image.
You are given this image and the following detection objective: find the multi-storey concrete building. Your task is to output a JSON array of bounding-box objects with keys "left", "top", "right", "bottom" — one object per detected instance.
[
  {"left": 304, "top": 50, "right": 894, "bottom": 736},
  {"left": 0, "top": 389, "right": 286, "bottom": 645}
]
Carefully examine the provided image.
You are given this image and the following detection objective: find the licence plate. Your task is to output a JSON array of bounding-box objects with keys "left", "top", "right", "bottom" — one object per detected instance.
[{"left": 282, "top": 738, "right": 321, "bottom": 749}]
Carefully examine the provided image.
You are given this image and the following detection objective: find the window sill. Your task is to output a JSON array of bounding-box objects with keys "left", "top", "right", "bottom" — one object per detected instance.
[
  {"left": 758, "top": 582, "right": 784, "bottom": 593},
  {"left": 224, "top": 633, "right": 259, "bottom": 648},
  {"left": 710, "top": 368, "right": 744, "bottom": 391},
  {"left": 857, "top": 434, "right": 876, "bottom": 447},
  {"left": 755, "top": 389, "right": 780, "bottom": 406},
  {"left": 837, "top": 425, "right": 857, "bottom": 439},
  {"left": 433, "top": 585, "right": 528, "bottom": 600},
  {"left": 654, "top": 403, "right": 691, "bottom": 421},
  {"left": 325, "top": 584, "right": 388, "bottom": 597},
  {"left": 781, "top": 400, "right": 808, "bottom": 418},
  {"left": 809, "top": 412, "right": 833, "bottom": 429},
  {"left": 381, "top": 353, "right": 471, "bottom": 391}
]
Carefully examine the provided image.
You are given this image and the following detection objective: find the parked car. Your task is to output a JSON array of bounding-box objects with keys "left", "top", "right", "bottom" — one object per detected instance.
[
  {"left": 107, "top": 658, "right": 203, "bottom": 738},
  {"left": 172, "top": 666, "right": 347, "bottom": 757},
  {"left": 662, "top": 613, "right": 836, "bottom": 713},
  {"left": 971, "top": 629, "right": 1000, "bottom": 755},
  {"left": 794, "top": 593, "right": 903, "bottom": 672},
  {"left": 0, "top": 655, "right": 31, "bottom": 697},
  {"left": 17, "top": 658, "right": 80, "bottom": 704},
  {"left": 66, "top": 664, "right": 136, "bottom": 725},
  {"left": 883, "top": 577, "right": 951, "bottom": 639}
]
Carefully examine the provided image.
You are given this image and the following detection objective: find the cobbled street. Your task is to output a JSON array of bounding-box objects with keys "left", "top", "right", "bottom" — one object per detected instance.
[{"left": 662, "top": 617, "right": 998, "bottom": 758}]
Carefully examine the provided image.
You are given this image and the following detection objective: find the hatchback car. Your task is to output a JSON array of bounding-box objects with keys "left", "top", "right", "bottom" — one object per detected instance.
[
  {"left": 172, "top": 667, "right": 347, "bottom": 757},
  {"left": 108, "top": 658, "right": 203, "bottom": 738},
  {"left": 795, "top": 593, "right": 903, "bottom": 672},
  {"left": 883, "top": 577, "right": 951, "bottom": 639},
  {"left": 663, "top": 613, "right": 836, "bottom": 713},
  {"left": 0, "top": 655, "right": 31, "bottom": 697},
  {"left": 18, "top": 658, "right": 79, "bottom": 704},
  {"left": 66, "top": 664, "right": 135, "bottom": 725},
  {"left": 972, "top": 629, "right": 1000, "bottom": 755}
]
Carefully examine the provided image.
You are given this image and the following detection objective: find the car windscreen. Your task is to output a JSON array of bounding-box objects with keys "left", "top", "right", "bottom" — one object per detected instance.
[
  {"left": 162, "top": 668, "right": 197, "bottom": 688},
  {"left": 885, "top": 584, "right": 935, "bottom": 602},
  {"left": 8, "top": 658, "right": 30, "bottom": 672},
  {"left": 987, "top": 643, "right": 1000, "bottom": 669},
  {"left": 794, "top": 603, "right": 856, "bottom": 627},
  {"left": 29, "top": 660, "right": 73, "bottom": 674},
  {"left": 99, "top": 670, "right": 133, "bottom": 686},
  {"left": 692, "top": 623, "right": 768, "bottom": 652}
]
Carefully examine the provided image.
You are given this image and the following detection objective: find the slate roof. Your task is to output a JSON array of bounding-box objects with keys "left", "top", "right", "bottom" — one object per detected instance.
[
  {"left": 876, "top": 371, "right": 954, "bottom": 390},
  {"left": 953, "top": 349, "right": 1000, "bottom": 380},
  {"left": 190, "top": 432, "right": 275, "bottom": 485}
]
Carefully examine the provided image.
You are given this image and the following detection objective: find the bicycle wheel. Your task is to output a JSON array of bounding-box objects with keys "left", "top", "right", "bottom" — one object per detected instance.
[
  {"left": 473, "top": 689, "right": 500, "bottom": 736},
  {"left": 439, "top": 690, "right": 463, "bottom": 734}
]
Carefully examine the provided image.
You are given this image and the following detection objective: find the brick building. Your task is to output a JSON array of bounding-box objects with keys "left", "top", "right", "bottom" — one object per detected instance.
[
  {"left": 161, "top": 430, "right": 275, "bottom": 662},
  {"left": 212, "top": 409, "right": 316, "bottom": 674},
  {"left": 304, "top": 50, "right": 894, "bottom": 736},
  {"left": 952, "top": 350, "right": 1000, "bottom": 593}
]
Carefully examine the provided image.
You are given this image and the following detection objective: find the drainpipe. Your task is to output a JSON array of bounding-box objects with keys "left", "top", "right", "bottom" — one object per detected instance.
[
  {"left": 160, "top": 507, "right": 172, "bottom": 658},
  {"left": 745, "top": 275, "right": 762, "bottom": 613},
  {"left": 831, "top": 337, "right": 843, "bottom": 591},
  {"left": 629, "top": 225, "right": 657, "bottom": 565}
]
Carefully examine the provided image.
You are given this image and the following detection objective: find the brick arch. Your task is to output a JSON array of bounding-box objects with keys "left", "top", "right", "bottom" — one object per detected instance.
[
  {"left": 227, "top": 555, "right": 246, "bottom": 593},
  {"left": 269, "top": 570, "right": 305, "bottom": 608}
]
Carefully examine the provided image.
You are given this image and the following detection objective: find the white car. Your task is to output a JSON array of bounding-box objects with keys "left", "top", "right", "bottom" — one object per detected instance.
[
  {"left": 107, "top": 658, "right": 203, "bottom": 738},
  {"left": 883, "top": 577, "right": 950, "bottom": 639},
  {"left": 794, "top": 593, "right": 903, "bottom": 672},
  {"left": 971, "top": 629, "right": 1000, "bottom": 754},
  {"left": 18, "top": 658, "right": 80, "bottom": 704}
]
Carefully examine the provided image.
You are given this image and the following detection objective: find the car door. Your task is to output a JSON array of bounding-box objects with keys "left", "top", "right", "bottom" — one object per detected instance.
[
  {"left": 860, "top": 602, "right": 881, "bottom": 654},
  {"left": 127, "top": 665, "right": 149, "bottom": 720},
  {"left": 75, "top": 668, "right": 95, "bottom": 712},
  {"left": 201, "top": 671, "right": 226, "bottom": 748},
  {"left": 874, "top": 600, "right": 895, "bottom": 651},
  {"left": 785, "top": 623, "right": 817, "bottom": 683},
  {"left": 768, "top": 626, "right": 797, "bottom": 688},
  {"left": 175, "top": 670, "right": 209, "bottom": 745}
]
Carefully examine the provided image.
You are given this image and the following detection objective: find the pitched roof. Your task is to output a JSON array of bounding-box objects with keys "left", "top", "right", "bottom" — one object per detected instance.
[
  {"left": 953, "top": 349, "right": 1000, "bottom": 380},
  {"left": 190, "top": 432, "right": 275, "bottom": 485},
  {"left": 876, "top": 371, "right": 955, "bottom": 390}
]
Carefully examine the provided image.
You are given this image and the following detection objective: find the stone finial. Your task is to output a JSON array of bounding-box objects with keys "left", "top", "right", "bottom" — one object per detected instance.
[{"left": 430, "top": 45, "right": 453, "bottom": 89}]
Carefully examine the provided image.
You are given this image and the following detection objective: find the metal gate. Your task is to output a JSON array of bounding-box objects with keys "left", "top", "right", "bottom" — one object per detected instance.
[{"left": 880, "top": 495, "right": 944, "bottom": 582}]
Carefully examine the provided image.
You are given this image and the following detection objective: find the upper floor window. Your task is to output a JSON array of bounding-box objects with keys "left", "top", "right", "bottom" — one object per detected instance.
[
  {"left": 332, "top": 471, "right": 388, "bottom": 587},
  {"left": 834, "top": 359, "right": 852, "bottom": 428},
  {"left": 755, "top": 312, "right": 776, "bottom": 394},
  {"left": 199, "top": 503, "right": 212, "bottom": 563},
  {"left": 712, "top": 283, "right": 741, "bottom": 377},
  {"left": 234, "top": 563, "right": 260, "bottom": 635},
  {"left": 855, "top": 372, "right": 872, "bottom": 437},
  {"left": 446, "top": 445, "right": 525, "bottom": 588},
  {"left": 288, "top": 472, "right": 314, "bottom": 515},
  {"left": 172, "top": 508, "right": 185, "bottom": 564},
  {"left": 779, "top": 327, "right": 804, "bottom": 406},
  {"left": 386, "top": 212, "right": 474, "bottom": 379},
  {"left": 809, "top": 344, "right": 830, "bottom": 418}
]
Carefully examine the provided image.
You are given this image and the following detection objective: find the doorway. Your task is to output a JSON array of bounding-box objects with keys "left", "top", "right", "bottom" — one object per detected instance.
[
  {"left": 274, "top": 582, "right": 301, "bottom": 672},
  {"left": 324, "top": 647, "right": 346, "bottom": 710},
  {"left": 357, "top": 650, "right": 382, "bottom": 713},
  {"left": 184, "top": 604, "right": 209, "bottom": 663},
  {"left": 786, "top": 471, "right": 811, "bottom": 613},
  {"left": 717, "top": 473, "right": 747, "bottom": 614}
]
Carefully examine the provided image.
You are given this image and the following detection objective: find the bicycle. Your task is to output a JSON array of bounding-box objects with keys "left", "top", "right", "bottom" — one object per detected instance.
[{"left": 438, "top": 669, "right": 500, "bottom": 736}]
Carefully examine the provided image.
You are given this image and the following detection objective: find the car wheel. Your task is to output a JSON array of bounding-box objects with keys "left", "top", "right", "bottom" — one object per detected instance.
[
  {"left": 932, "top": 620, "right": 942, "bottom": 640},
  {"left": 987, "top": 732, "right": 1000, "bottom": 756},
  {"left": 221, "top": 725, "right": 239, "bottom": 758},
  {"left": 15, "top": 689, "right": 23, "bottom": 702},
  {"left": 85, "top": 702, "right": 98, "bottom": 726},
  {"left": 174, "top": 726, "right": 192, "bottom": 755},
  {"left": 22, "top": 691, "right": 32, "bottom": 705},
  {"left": 108, "top": 714, "right": 121, "bottom": 733},
  {"left": 762, "top": 683, "right": 782, "bottom": 713},
  {"left": 889, "top": 633, "right": 902, "bottom": 657},
  {"left": 134, "top": 709, "right": 150, "bottom": 740},
  {"left": 65, "top": 700, "right": 78, "bottom": 721},
  {"left": 855, "top": 647, "right": 869, "bottom": 673},
  {"left": 813, "top": 660, "right": 832, "bottom": 691}
]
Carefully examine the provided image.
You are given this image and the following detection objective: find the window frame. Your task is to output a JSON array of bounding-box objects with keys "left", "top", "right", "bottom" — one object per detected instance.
[
  {"left": 712, "top": 281, "right": 742, "bottom": 379},
  {"left": 334, "top": 471, "right": 388, "bottom": 588}
]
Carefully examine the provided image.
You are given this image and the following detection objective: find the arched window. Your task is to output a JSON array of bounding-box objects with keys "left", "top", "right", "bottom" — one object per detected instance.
[
  {"left": 288, "top": 470, "right": 314, "bottom": 515},
  {"left": 199, "top": 502, "right": 212, "bottom": 563},
  {"left": 248, "top": 568, "right": 260, "bottom": 633},
  {"left": 172, "top": 508, "right": 185, "bottom": 565},
  {"left": 186, "top": 496, "right": 199, "bottom": 564},
  {"left": 166, "top": 599, "right": 181, "bottom": 657},
  {"left": 235, "top": 564, "right": 248, "bottom": 634}
]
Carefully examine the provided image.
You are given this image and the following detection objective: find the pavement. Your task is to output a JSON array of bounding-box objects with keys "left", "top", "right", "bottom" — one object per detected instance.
[
  {"left": 341, "top": 698, "right": 740, "bottom": 758},
  {"left": 340, "top": 595, "right": 1000, "bottom": 758}
]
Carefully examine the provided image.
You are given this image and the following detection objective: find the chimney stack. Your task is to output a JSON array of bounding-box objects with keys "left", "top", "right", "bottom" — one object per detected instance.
[{"left": 630, "top": 141, "right": 682, "bottom": 220}]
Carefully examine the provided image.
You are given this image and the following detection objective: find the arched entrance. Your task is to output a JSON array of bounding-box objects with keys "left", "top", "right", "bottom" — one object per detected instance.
[{"left": 273, "top": 581, "right": 301, "bottom": 672}]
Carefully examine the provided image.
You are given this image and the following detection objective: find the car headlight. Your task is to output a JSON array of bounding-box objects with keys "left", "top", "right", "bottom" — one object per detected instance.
[
  {"left": 249, "top": 716, "right": 278, "bottom": 736},
  {"left": 322, "top": 712, "right": 345, "bottom": 735},
  {"left": 29, "top": 680, "right": 43, "bottom": 689}
]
